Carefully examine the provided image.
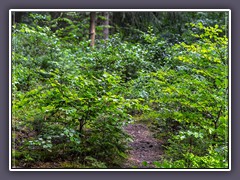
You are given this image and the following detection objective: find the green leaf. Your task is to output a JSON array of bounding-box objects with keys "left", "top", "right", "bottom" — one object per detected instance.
[
  {"left": 153, "top": 161, "right": 162, "bottom": 168},
  {"left": 142, "top": 161, "right": 148, "bottom": 166}
]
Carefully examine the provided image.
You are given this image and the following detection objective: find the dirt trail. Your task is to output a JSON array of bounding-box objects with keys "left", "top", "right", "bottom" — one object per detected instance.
[{"left": 122, "top": 123, "right": 163, "bottom": 168}]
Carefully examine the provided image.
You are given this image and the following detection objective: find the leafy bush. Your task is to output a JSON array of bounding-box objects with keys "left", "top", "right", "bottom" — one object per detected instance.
[
  {"left": 128, "top": 23, "right": 228, "bottom": 168},
  {"left": 12, "top": 12, "right": 229, "bottom": 169},
  {"left": 12, "top": 23, "right": 137, "bottom": 167}
]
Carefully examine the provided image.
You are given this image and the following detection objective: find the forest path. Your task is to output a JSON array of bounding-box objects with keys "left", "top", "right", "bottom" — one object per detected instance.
[{"left": 121, "top": 123, "right": 163, "bottom": 168}]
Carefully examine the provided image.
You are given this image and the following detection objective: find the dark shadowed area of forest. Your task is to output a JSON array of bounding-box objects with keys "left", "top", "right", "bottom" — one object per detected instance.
[{"left": 11, "top": 11, "right": 229, "bottom": 169}]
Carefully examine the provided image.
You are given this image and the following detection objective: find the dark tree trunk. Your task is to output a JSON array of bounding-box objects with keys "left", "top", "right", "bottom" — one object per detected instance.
[
  {"left": 49, "top": 12, "right": 61, "bottom": 19},
  {"left": 89, "top": 12, "right": 96, "bottom": 47},
  {"left": 12, "top": 12, "right": 27, "bottom": 24},
  {"left": 103, "top": 12, "right": 109, "bottom": 40}
]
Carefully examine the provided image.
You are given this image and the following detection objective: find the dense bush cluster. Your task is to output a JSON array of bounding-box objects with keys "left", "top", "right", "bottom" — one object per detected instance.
[{"left": 12, "top": 12, "right": 229, "bottom": 169}]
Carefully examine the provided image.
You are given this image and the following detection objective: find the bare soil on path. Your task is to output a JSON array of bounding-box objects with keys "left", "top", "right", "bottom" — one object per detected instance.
[{"left": 122, "top": 123, "right": 163, "bottom": 168}]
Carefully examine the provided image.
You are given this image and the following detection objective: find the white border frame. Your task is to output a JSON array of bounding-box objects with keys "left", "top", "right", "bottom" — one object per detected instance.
[{"left": 9, "top": 9, "right": 231, "bottom": 171}]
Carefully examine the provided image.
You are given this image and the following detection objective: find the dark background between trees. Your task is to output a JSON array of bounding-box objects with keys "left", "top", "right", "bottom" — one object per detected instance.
[{"left": 11, "top": 11, "right": 229, "bottom": 169}]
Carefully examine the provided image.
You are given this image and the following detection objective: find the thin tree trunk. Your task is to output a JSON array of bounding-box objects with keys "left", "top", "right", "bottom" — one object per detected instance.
[
  {"left": 89, "top": 12, "right": 96, "bottom": 47},
  {"left": 103, "top": 12, "right": 109, "bottom": 40}
]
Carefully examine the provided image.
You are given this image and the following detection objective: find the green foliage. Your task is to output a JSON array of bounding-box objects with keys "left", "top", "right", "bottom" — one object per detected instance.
[
  {"left": 153, "top": 145, "right": 228, "bottom": 168},
  {"left": 137, "top": 23, "right": 228, "bottom": 168},
  {"left": 12, "top": 21, "right": 138, "bottom": 168},
  {"left": 12, "top": 12, "right": 229, "bottom": 169}
]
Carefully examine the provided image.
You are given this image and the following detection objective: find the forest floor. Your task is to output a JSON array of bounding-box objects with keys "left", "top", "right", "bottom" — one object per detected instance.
[
  {"left": 13, "top": 123, "right": 164, "bottom": 169},
  {"left": 121, "top": 123, "right": 163, "bottom": 168}
]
